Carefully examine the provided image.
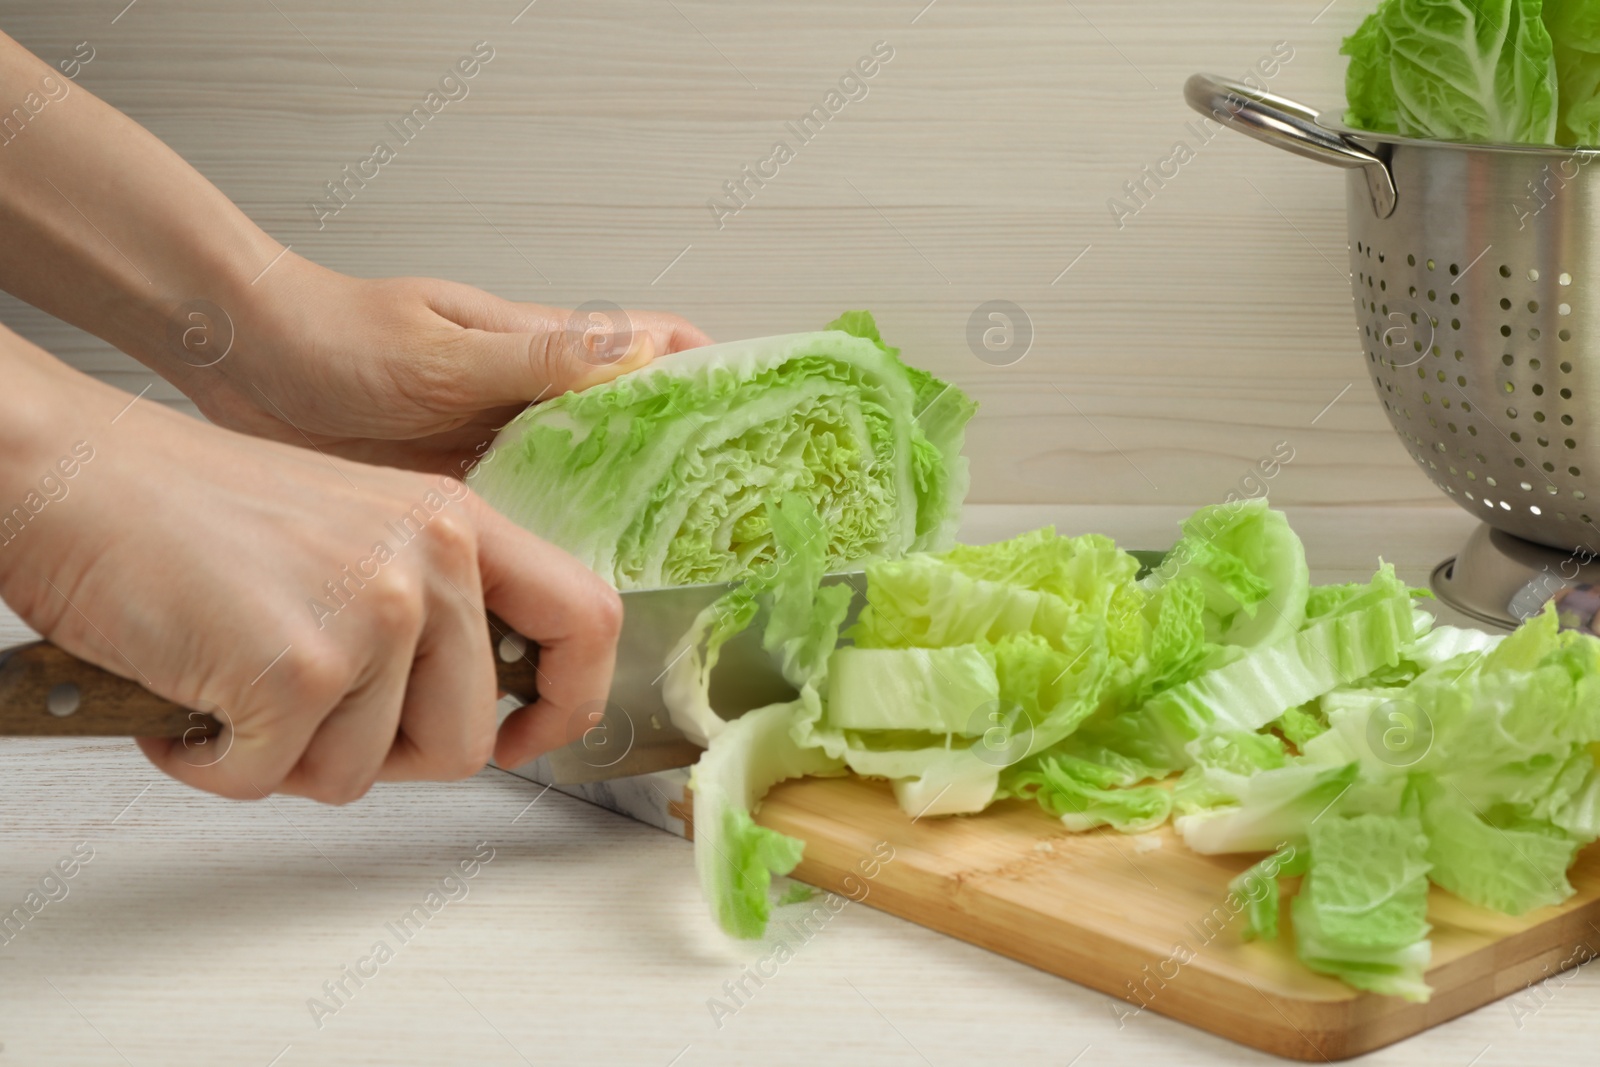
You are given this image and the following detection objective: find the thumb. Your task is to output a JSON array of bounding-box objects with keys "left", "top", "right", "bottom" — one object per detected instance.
[
  {"left": 532, "top": 319, "right": 658, "bottom": 393},
  {"left": 452, "top": 319, "right": 657, "bottom": 405},
  {"left": 421, "top": 280, "right": 661, "bottom": 403}
]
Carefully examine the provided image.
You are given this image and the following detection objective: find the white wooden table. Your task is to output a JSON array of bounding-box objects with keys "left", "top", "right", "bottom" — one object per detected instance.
[{"left": 0, "top": 504, "right": 1594, "bottom": 1066}]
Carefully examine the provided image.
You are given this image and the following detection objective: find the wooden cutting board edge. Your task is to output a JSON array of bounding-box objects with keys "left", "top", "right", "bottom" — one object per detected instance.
[
  {"left": 673, "top": 775, "right": 1600, "bottom": 1062},
  {"left": 772, "top": 817, "right": 1600, "bottom": 1061}
]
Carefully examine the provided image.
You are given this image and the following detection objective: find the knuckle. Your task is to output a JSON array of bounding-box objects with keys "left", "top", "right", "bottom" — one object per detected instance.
[
  {"left": 588, "top": 581, "right": 624, "bottom": 643},
  {"left": 363, "top": 569, "right": 425, "bottom": 638},
  {"left": 278, "top": 641, "right": 352, "bottom": 709},
  {"left": 540, "top": 572, "right": 624, "bottom": 646},
  {"left": 525, "top": 330, "right": 565, "bottom": 385},
  {"left": 420, "top": 509, "right": 476, "bottom": 563}
]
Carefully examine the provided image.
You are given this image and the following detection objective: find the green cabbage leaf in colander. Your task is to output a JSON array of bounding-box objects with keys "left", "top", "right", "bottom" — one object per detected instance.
[
  {"left": 469, "top": 311, "right": 974, "bottom": 589},
  {"left": 1341, "top": 8, "right": 1402, "bottom": 133},
  {"left": 1341, "top": 0, "right": 1560, "bottom": 144},
  {"left": 1545, "top": 0, "right": 1600, "bottom": 144}
]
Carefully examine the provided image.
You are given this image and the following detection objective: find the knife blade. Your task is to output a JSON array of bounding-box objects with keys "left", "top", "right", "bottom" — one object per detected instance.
[
  {"left": 516, "top": 572, "right": 869, "bottom": 785},
  {"left": 527, "top": 548, "right": 1176, "bottom": 785}
]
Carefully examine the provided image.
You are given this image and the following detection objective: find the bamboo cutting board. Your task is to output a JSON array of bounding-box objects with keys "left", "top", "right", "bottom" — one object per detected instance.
[{"left": 704, "top": 774, "right": 1600, "bottom": 1061}]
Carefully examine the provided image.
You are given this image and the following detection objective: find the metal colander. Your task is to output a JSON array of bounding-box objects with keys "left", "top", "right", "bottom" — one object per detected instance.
[{"left": 1189, "top": 74, "right": 1600, "bottom": 554}]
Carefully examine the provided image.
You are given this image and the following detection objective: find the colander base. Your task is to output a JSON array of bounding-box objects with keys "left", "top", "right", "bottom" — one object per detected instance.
[{"left": 1431, "top": 523, "right": 1600, "bottom": 631}]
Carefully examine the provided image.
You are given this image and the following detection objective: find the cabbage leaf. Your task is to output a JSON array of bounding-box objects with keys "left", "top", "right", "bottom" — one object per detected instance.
[
  {"left": 1342, "top": 0, "right": 1558, "bottom": 144},
  {"left": 1338, "top": 0, "right": 1600, "bottom": 144},
  {"left": 1545, "top": 0, "right": 1600, "bottom": 143},
  {"left": 471, "top": 312, "right": 974, "bottom": 588},
  {"left": 686, "top": 495, "right": 847, "bottom": 938},
  {"left": 1292, "top": 809, "right": 1434, "bottom": 1001},
  {"left": 666, "top": 492, "right": 1600, "bottom": 1008}
]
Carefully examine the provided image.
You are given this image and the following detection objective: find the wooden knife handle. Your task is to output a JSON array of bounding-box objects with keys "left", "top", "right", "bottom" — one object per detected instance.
[
  {"left": 0, "top": 614, "right": 541, "bottom": 738},
  {"left": 0, "top": 642, "right": 219, "bottom": 737}
]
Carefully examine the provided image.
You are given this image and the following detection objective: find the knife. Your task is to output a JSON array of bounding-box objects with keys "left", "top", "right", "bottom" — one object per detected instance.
[
  {"left": 0, "top": 578, "right": 850, "bottom": 780},
  {"left": 0, "top": 551, "right": 1168, "bottom": 777}
]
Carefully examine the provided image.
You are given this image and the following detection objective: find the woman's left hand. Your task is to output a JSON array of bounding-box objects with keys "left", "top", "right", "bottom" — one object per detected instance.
[{"left": 171, "top": 252, "right": 713, "bottom": 475}]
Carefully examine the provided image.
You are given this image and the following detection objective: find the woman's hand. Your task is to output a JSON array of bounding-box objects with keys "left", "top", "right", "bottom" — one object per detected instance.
[
  {"left": 0, "top": 330, "right": 619, "bottom": 802},
  {"left": 0, "top": 29, "right": 686, "bottom": 805},
  {"left": 163, "top": 254, "right": 712, "bottom": 475},
  {"left": 0, "top": 32, "right": 711, "bottom": 476}
]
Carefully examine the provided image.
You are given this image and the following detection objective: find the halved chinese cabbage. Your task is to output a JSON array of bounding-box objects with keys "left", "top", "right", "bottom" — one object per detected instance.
[{"left": 470, "top": 312, "right": 974, "bottom": 588}]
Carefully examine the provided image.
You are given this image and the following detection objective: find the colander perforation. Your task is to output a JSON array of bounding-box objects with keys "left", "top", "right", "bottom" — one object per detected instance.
[{"left": 1353, "top": 229, "right": 1590, "bottom": 546}]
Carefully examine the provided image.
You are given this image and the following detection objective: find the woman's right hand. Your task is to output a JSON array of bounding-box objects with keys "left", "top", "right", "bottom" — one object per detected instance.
[{"left": 0, "top": 325, "right": 620, "bottom": 803}]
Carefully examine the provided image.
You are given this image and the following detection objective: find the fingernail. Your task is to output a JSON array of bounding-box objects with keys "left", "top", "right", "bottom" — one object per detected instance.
[
  {"left": 582, "top": 332, "right": 655, "bottom": 388},
  {"left": 617, "top": 331, "right": 656, "bottom": 371}
]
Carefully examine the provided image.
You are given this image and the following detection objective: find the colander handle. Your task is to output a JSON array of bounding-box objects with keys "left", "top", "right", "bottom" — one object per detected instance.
[{"left": 1184, "top": 73, "right": 1397, "bottom": 219}]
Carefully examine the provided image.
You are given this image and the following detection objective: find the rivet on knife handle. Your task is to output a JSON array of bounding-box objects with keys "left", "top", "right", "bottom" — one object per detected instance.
[
  {"left": 487, "top": 612, "right": 540, "bottom": 703},
  {"left": 0, "top": 642, "right": 221, "bottom": 737}
]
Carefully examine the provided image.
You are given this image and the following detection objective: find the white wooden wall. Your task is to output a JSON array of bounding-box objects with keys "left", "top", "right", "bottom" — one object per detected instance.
[{"left": 0, "top": 0, "right": 1442, "bottom": 509}]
